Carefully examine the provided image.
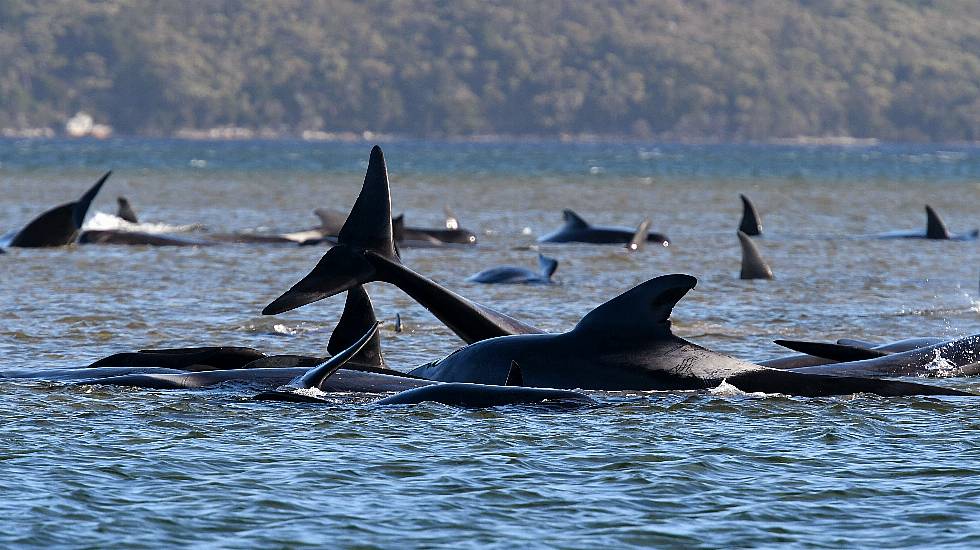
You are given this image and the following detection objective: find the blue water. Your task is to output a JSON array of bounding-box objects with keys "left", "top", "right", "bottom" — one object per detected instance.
[{"left": 1, "top": 138, "right": 979, "bottom": 547}]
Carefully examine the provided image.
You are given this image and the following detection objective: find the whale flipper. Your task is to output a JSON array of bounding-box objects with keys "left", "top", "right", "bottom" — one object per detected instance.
[
  {"left": 738, "top": 194, "right": 762, "bottom": 236},
  {"left": 327, "top": 285, "right": 385, "bottom": 368},
  {"left": 116, "top": 196, "right": 139, "bottom": 223},
  {"left": 297, "top": 322, "right": 382, "bottom": 389},
  {"left": 562, "top": 209, "right": 589, "bottom": 229},
  {"left": 626, "top": 219, "right": 652, "bottom": 251},
  {"left": 925, "top": 205, "right": 951, "bottom": 239},
  {"left": 773, "top": 340, "right": 890, "bottom": 361},
  {"left": 11, "top": 171, "right": 110, "bottom": 247},
  {"left": 726, "top": 369, "right": 972, "bottom": 397},
  {"left": 537, "top": 254, "right": 559, "bottom": 281},
  {"left": 263, "top": 146, "right": 543, "bottom": 344},
  {"left": 737, "top": 231, "right": 774, "bottom": 280}
]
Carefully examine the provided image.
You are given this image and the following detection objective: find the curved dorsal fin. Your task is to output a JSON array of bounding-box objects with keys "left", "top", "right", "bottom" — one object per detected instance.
[
  {"left": 537, "top": 253, "right": 559, "bottom": 280},
  {"left": 562, "top": 209, "right": 589, "bottom": 229},
  {"left": 626, "top": 218, "right": 652, "bottom": 251},
  {"left": 924, "top": 205, "right": 951, "bottom": 239},
  {"left": 737, "top": 230, "right": 774, "bottom": 280},
  {"left": 738, "top": 194, "right": 762, "bottom": 236},
  {"left": 573, "top": 274, "right": 697, "bottom": 338},
  {"left": 327, "top": 285, "right": 385, "bottom": 368},
  {"left": 297, "top": 322, "right": 382, "bottom": 389},
  {"left": 337, "top": 146, "right": 397, "bottom": 258},
  {"left": 116, "top": 196, "right": 139, "bottom": 223},
  {"left": 313, "top": 208, "right": 348, "bottom": 234},
  {"left": 392, "top": 213, "right": 405, "bottom": 242}
]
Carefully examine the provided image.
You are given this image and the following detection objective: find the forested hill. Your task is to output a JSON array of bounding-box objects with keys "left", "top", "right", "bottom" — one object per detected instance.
[{"left": 1, "top": 1, "right": 978, "bottom": 141}]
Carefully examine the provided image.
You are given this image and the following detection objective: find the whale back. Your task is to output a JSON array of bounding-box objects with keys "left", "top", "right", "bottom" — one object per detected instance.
[
  {"left": 572, "top": 274, "right": 697, "bottom": 340},
  {"left": 11, "top": 171, "right": 110, "bottom": 247},
  {"left": 737, "top": 230, "right": 774, "bottom": 279},
  {"left": 738, "top": 194, "right": 762, "bottom": 236},
  {"left": 925, "top": 205, "right": 951, "bottom": 239}
]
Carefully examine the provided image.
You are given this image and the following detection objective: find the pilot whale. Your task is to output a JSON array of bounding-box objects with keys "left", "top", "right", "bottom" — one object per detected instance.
[
  {"left": 7, "top": 171, "right": 110, "bottom": 247},
  {"left": 467, "top": 254, "right": 558, "bottom": 284},
  {"left": 738, "top": 230, "right": 773, "bottom": 280},
  {"left": 538, "top": 209, "right": 669, "bottom": 246},
  {"left": 738, "top": 194, "right": 763, "bottom": 236},
  {"left": 310, "top": 206, "right": 478, "bottom": 247},
  {"left": 407, "top": 274, "right": 970, "bottom": 397},
  {"left": 263, "top": 146, "right": 543, "bottom": 345},
  {"left": 873, "top": 205, "right": 978, "bottom": 240}
]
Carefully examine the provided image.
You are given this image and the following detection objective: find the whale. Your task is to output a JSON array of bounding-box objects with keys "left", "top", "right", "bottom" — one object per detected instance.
[
  {"left": 79, "top": 229, "right": 218, "bottom": 246},
  {"left": 263, "top": 145, "right": 544, "bottom": 345},
  {"left": 467, "top": 254, "right": 558, "bottom": 284},
  {"left": 116, "top": 196, "right": 139, "bottom": 223},
  {"left": 873, "top": 205, "right": 978, "bottom": 240},
  {"left": 8, "top": 171, "right": 110, "bottom": 247},
  {"left": 406, "top": 273, "right": 971, "bottom": 397},
  {"left": 737, "top": 230, "right": 773, "bottom": 280},
  {"left": 757, "top": 337, "right": 949, "bottom": 370},
  {"left": 780, "top": 335, "right": 980, "bottom": 378},
  {"left": 538, "top": 209, "right": 669, "bottom": 246},
  {"left": 311, "top": 207, "right": 478, "bottom": 247},
  {"left": 738, "top": 194, "right": 763, "bottom": 236}
]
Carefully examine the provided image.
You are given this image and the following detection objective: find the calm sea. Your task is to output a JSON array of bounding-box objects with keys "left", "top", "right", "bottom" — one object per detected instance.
[{"left": 1, "top": 138, "right": 979, "bottom": 547}]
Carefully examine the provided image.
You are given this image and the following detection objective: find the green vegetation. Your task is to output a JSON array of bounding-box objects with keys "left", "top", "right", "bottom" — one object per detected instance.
[{"left": 0, "top": 0, "right": 977, "bottom": 141}]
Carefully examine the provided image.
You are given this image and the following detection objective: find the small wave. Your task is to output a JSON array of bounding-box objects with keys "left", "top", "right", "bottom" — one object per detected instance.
[
  {"left": 709, "top": 380, "right": 775, "bottom": 398},
  {"left": 83, "top": 211, "right": 204, "bottom": 234}
]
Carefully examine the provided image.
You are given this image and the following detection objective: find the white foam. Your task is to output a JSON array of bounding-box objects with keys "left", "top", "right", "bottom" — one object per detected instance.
[
  {"left": 83, "top": 211, "right": 203, "bottom": 234},
  {"left": 710, "top": 379, "right": 776, "bottom": 398}
]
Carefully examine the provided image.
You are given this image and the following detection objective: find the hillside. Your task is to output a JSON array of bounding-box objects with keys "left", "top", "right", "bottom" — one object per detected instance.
[{"left": 0, "top": 0, "right": 977, "bottom": 141}]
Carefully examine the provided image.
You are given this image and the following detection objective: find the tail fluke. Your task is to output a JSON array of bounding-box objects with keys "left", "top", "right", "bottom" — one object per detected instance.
[
  {"left": 738, "top": 194, "right": 762, "bottom": 236},
  {"left": 12, "top": 171, "right": 110, "bottom": 247},
  {"left": 537, "top": 253, "right": 559, "bottom": 281}
]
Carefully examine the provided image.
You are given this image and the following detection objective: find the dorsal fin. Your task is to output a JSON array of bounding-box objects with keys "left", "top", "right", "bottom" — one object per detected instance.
[
  {"left": 537, "top": 253, "right": 559, "bottom": 280},
  {"left": 626, "top": 218, "right": 652, "bottom": 251},
  {"left": 11, "top": 171, "right": 110, "bottom": 247},
  {"left": 327, "top": 285, "right": 385, "bottom": 368},
  {"left": 337, "top": 146, "right": 397, "bottom": 258},
  {"left": 505, "top": 361, "right": 524, "bottom": 386},
  {"left": 116, "top": 196, "right": 139, "bottom": 223},
  {"left": 313, "top": 208, "right": 348, "bottom": 235},
  {"left": 562, "top": 209, "right": 589, "bottom": 229},
  {"left": 773, "top": 340, "right": 889, "bottom": 361},
  {"left": 924, "top": 205, "right": 951, "bottom": 239},
  {"left": 297, "top": 322, "right": 381, "bottom": 389},
  {"left": 444, "top": 205, "right": 460, "bottom": 230},
  {"left": 392, "top": 213, "right": 405, "bottom": 242},
  {"left": 573, "top": 274, "right": 697, "bottom": 338},
  {"left": 737, "top": 230, "right": 774, "bottom": 280},
  {"left": 738, "top": 194, "right": 762, "bottom": 236}
]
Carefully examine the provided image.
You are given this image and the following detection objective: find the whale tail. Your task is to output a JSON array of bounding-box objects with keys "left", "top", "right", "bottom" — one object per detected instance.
[
  {"left": 116, "top": 196, "right": 139, "bottom": 223},
  {"left": 11, "top": 171, "right": 111, "bottom": 247},
  {"left": 925, "top": 205, "right": 951, "bottom": 239},
  {"left": 295, "top": 322, "right": 382, "bottom": 389},
  {"left": 327, "top": 285, "right": 385, "bottom": 368},
  {"left": 737, "top": 231, "right": 774, "bottom": 280},
  {"left": 537, "top": 253, "right": 559, "bottom": 281},
  {"left": 626, "top": 219, "right": 652, "bottom": 251},
  {"left": 263, "top": 146, "right": 397, "bottom": 315},
  {"left": 738, "top": 194, "right": 762, "bottom": 236}
]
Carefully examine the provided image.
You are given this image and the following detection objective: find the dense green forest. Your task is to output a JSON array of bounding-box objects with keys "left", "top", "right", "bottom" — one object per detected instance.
[{"left": 0, "top": 0, "right": 977, "bottom": 141}]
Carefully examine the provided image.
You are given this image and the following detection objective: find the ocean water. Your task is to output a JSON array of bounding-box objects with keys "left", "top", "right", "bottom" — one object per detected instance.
[{"left": 1, "top": 138, "right": 979, "bottom": 547}]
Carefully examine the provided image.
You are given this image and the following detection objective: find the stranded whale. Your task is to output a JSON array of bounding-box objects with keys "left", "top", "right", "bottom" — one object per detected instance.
[
  {"left": 467, "top": 254, "right": 558, "bottom": 284},
  {"left": 538, "top": 209, "right": 669, "bottom": 246}
]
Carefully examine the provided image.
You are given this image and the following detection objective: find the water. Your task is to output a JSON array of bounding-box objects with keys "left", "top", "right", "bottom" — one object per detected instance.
[{"left": 1, "top": 138, "right": 979, "bottom": 547}]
